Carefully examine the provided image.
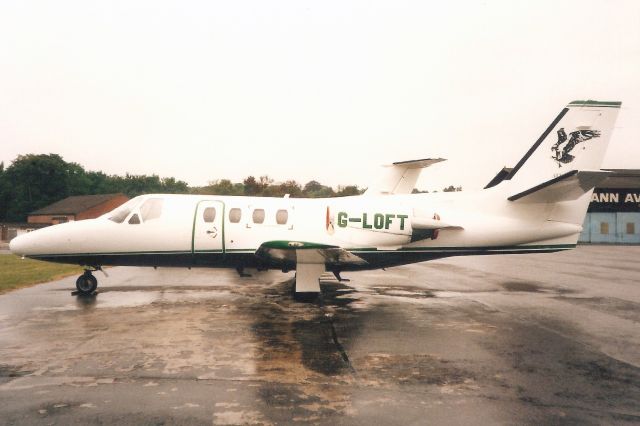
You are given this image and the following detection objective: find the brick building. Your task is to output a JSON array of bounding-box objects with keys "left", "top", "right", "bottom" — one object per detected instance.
[{"left": 28, "top": 194, "right": 130, "bottom": 225}]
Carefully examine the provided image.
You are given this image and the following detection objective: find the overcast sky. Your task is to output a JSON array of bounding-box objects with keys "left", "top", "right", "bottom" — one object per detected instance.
[{"left": 1, "top": 0, "right": 638, "bottom": 191}]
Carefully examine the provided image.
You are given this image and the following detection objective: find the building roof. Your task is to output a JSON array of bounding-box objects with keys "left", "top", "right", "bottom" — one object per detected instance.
[
  {"left": 600, "top": 169, "right": 640, "bottom": 189},
  {"left": 29, "top": 194, "right": 127, "bottom": 216}
]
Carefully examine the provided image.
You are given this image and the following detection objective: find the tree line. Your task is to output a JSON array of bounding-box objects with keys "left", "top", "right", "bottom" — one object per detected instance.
[{"left": 0, "top": 154, "right": 460, "bottom": 222}]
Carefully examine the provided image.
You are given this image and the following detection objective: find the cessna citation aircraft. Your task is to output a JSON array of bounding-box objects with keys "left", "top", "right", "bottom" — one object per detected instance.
[{"left": 10, "top": 100, "right": 621, "bottom": 298}]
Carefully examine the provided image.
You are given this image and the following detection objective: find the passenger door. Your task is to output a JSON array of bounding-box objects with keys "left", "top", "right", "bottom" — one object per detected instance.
[{"left": 193, "top": 200, "right": 225, "bottom": 254}]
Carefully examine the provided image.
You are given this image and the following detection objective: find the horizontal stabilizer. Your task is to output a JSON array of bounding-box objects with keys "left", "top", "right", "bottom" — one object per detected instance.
[
  {"left": 365, "top": 158, "right": 446, "bottom": 195},
  {"left": 255, "top": 241, "right": 368, "bottom": 266},
  {"left": 508, "top": 170, "right": 611, "bottom": 203},
  {"left": 391, "top": 158, "right": 446, "bottom": 168}
]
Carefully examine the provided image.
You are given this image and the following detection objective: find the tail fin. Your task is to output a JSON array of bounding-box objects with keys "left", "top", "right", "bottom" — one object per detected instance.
[{"left": 498, "top": 100, "right": 621, "bottom": 190}]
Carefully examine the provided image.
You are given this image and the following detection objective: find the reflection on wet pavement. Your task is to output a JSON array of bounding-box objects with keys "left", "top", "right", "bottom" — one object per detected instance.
[{"left": 0, "top": 246, "right": 639, "bottom": 424}]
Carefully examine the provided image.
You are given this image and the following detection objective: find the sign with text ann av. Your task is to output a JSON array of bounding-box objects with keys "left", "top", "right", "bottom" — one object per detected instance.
[{"left": 588, "top": 189, "right": 640, "bottom": 213}]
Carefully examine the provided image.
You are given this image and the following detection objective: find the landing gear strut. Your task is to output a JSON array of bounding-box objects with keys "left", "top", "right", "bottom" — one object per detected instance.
[{"left": 75, "top": 270, "right": 98, "bottom": 296}]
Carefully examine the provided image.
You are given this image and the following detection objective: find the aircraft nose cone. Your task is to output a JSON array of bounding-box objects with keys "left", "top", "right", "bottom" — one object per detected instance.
[{"left": 9, "top": 234, "right": 26, "bottom": 256}]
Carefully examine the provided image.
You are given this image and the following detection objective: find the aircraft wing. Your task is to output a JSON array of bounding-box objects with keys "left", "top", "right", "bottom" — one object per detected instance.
[
  {"left": 365, "top": 158, "right": 446, "bottom": 195},
  {"left": 255, "top": 240, "right": 368, "bottom": 266},
  {"left": 508, "top": 170, "right": 611, "bottom": 203}
]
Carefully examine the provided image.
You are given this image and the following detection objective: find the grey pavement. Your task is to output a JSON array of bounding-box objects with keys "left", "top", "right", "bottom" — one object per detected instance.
[{"left": 0, "top": 245, "right": 639, "bottom": 425}]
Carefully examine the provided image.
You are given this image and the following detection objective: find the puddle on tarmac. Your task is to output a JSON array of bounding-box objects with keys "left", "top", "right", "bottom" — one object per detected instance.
[{"left": 33, "top": 289, "right": 235, "bottom": 311}]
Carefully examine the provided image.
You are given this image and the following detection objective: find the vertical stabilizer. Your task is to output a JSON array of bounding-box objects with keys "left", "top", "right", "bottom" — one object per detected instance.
[{"left": 505, "top": 100, "right": 621, "bottom": 190}]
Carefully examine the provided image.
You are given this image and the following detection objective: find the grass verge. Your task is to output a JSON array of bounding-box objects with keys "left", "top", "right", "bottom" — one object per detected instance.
[{"left": 0, "top": 255, "right": 82, "bottom": 294}]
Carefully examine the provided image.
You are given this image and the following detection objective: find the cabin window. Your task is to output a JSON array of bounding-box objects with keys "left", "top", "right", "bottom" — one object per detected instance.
[
  {"left": 252, "top": 209, "right": 265, "bottom": 224},
  {"left": 128, "top": 214, "right": 141, "bottom": 225},
  {"left": 203, "top": 207, "right": 216, "bottom": 223},
  {"left": 276, "top": 209, "right": 288, "bottom": 225},
  {"left": 229, "top": 208, "right": 242, "bottom": 223},
  {"left": 627, "top": 223, "right": 635, "bottom": 235},
  {"left": 140, "top": 198, "right": 163, "bottom": 222}
]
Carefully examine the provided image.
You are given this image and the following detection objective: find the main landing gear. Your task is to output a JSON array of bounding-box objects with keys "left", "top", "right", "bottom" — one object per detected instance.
[{"left": 74, "top": 268, "right": 100, "bottom": 296}]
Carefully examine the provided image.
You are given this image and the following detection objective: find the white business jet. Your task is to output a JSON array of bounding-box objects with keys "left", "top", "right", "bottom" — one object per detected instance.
[{"left": 10, "top": 100, "right": 621, "bottom": 298}]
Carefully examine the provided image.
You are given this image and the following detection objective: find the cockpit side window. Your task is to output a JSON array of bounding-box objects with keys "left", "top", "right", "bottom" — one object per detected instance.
[
  {"left": 128, "top": 214, "right": 141, "bottom": 225},
  {"left": 140, "top": 198, "right": 164, "bottom": 222}
]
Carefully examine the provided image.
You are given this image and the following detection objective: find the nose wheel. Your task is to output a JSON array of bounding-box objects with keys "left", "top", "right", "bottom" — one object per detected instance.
[{"left": 75, "top": 270, "right": 98, "bottom": 296}]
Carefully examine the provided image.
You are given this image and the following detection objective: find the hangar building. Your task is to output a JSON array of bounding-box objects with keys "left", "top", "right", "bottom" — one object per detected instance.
[{"left": 579, "top": 170, "right": 640, "bottom": 244}]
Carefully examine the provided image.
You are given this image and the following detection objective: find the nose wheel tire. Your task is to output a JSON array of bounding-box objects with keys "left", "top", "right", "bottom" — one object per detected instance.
[{"left": 76, "top": 273, "right": 98, "bottom": 295}]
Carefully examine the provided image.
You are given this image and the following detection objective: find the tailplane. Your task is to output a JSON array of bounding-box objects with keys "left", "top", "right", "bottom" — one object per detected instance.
[{"left": 508, "top": 170, "right": 611, "bottom": 203}]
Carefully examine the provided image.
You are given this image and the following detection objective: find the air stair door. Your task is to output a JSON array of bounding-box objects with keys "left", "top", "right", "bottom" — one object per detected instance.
[{"left": 193, "top": 201, "right": 225, "bottom": 259}]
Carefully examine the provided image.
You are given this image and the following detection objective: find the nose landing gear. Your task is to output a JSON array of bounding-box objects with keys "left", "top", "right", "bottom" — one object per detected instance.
[{"left": 74, "top": 269, "right": 100, "bottom": 296}]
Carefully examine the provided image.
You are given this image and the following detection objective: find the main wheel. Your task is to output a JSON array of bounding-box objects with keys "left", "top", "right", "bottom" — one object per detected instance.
[{"left": 76, "top": 273, "right": 98, "bottom": 295}]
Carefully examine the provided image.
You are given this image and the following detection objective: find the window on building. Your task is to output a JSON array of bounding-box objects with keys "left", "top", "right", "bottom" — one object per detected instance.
[
  {"left": 140, "top": 198, "right": 163, "bottom": 222},
  {"left": 276, "top": 209, "right": 288, "bottom": 225},
  {"left": 252, "top": 209, "right": 265, "bottom": 224},
  {"left": 627, "top": 223, "right": 635, "bottom": 235},
  {"left": 128, "top": 214, "right": 141, "bottom": 225},
  {"left": 229, "top": 208, "right": 242, "bottom": 223},
  {"left": 203, "top": 207, "right": 216, "bottom": 223},
  {"left": 600, "top": 222, "right": 609, "bottom": 234},
  {"left": 52, "top": 216, "right": 69, "bottom": 223}
]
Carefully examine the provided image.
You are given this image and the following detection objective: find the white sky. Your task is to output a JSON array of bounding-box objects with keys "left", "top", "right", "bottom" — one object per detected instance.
[{"left": 0, "top": 0, "right": 638, "bottom": 191}]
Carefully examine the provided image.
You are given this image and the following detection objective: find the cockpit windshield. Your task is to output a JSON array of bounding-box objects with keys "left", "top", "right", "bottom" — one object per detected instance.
[
  {"left": 107, "top": 196, "right": 165, "bottom": 224},
  {"left": 108, "top": 197, "right": 143, "bottom": 223}
]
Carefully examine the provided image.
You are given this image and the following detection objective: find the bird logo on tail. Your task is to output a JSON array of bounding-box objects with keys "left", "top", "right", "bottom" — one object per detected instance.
[{"left": 551, "top": 128, "right": 601, "bottom": 166}]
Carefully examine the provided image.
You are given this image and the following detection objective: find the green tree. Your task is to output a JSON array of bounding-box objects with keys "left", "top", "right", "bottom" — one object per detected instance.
[
  {"left": 336, "top": 185, "right": 363, "bottom": 197},
  {"left": 160, "top": 177, "right": 189, "bottom": 194},
  {"left": 243, "top": 175, "right": 272, "bottom": 196},
  {"left": 303, "top": 180, "right": 336, "bottom": 198},
  {"left": 205, "top": 179, "right": 242, "bottom": 195},
  {"left": 0, "top": 162, "right": 8, "bottom": 221},
  {"left": 243, "top": 176, "right": 260, "bottom": 195},
  {"left": 2, "top": 154, "right": 87, "bottom": 221},
  {"left": 269, "top": 180, "right": 302, "bottom": 198}
]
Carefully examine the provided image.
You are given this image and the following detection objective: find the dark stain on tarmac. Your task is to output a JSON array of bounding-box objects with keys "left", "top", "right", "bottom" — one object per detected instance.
[
  {"left": 249, "top": 280, "right": 361, "bottom": 378},
  {"left": 501, "top": 281, "right": 576, "bottom": 294},
  {"left": 0, "top": 364, "right": 30, "bottom": 385},
  {"left": 501, "top": 281, "right": 544, "bottom": 292}
]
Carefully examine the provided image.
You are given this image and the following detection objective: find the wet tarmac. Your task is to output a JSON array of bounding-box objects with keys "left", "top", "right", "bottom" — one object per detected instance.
[{"left": 0, "top": 245, "right": 639, "bottom": 425}]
